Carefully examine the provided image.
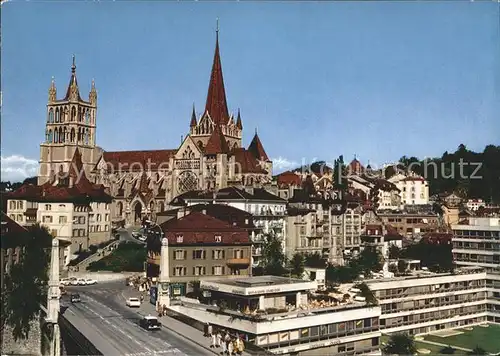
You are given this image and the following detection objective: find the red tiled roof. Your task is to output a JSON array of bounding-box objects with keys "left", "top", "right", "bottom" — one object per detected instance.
[
  {"left": 276, "top": 171, "right": 302, "bottom": 187},
  {"left": 205, "top": 125, "right": 230, "bottom": 155},
  {"left": 205, "top": 32, "right": 229, "bottom": 126},
  {"left": 160, "top": 211, "right": 250, "bottom": 245},
  {"left": 248, "top": 133, "right": 269, "bottom": 161},
  {"left": 423, "top": 232, "right": 452, "bottom": 245},
  {"left": 402, "top": 176, "right": 425, "bottom": 182},
  {"left": 232, "top": 148, "right": 267, "bottom": 174},
  {"left": 100, "top": 150, "right": 176, "bottom": 172}
]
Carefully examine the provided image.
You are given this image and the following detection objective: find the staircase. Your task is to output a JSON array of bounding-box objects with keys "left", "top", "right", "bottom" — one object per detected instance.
[{"left": 69, "top": 240, "right": 121, "bottom": 272}]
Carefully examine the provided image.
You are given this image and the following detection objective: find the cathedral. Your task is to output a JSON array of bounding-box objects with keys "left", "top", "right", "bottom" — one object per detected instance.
[{"left": 38, "top": 27, "right": 273, "bottom": 226}]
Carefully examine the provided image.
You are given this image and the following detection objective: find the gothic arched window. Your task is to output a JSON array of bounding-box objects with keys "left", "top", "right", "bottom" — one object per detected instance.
[
  {"left": 49, "top": 109, "right": 54, "bottom": 123},
  {"left": 85, "top": 110, "right": 90, "bottom": 124},
  {"left": 48, "top": 130, "right": 53, "bottom": 142},
  {"left": 63, "top": 127, "right": 67, "bottom": 142},
  {"left": 54, "top": 129, "right": 59, "bottom": 143},
  {"left": 71, "top": 107, "right": 76, "bottom": 121},
  {"left": 55, "top": 108, "right": 60, "bottom": 123},
  {"left": 59, "top": 127, "right": 63, "bottom": 143},
  {"left": 70, "top": 128, "right": 75, "bottom": 143},
  {"left": 85, "top": 129, "right": 89, "bottom": 145}
]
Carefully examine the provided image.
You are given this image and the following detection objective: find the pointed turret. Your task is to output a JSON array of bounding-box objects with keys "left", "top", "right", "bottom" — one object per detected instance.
[
  {"left": 89, "top": 79, "right": 97, "bottom": 106},
  {"left": 64, "top": 55, "right": 82, "bottom": 102},
  {"left": 204, "top": 20, "right": 229, "bottom": 126},
  {"left": 236, "top": 108, "right": 243, "bottom": 129},
  {"left": 190, "top": 104, "right": 197, "bottom": 127},
  {"left": 48, "top": 77, "right": 57, "bottom": 102},
  {"left": 248, "top": 131, "right": 269, "bottom": 161},
  {"left": 205, "top": 124, "right": 229, "bottom": 155}
]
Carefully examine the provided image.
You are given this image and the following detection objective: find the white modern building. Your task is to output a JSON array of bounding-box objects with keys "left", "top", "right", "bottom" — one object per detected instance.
[
  {"left": 452, "top": 217, "right": 500, "bottom": 271},
  {"left": 366, "top": 267, "right": 491, "bottom": 335},
  {"left": 169, "top": 275, "right": 382, "bottom": 355},
  {"left": 388, "top": 173, "right": 429, "bottom": 206},
  {"left": 466, "top": 199, "right": 487, "bottom": 212}
]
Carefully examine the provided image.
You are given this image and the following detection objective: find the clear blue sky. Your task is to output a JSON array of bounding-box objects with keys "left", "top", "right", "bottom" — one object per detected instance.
[{"left": 1, "top": 1, "right": 499, "bottom": 179}]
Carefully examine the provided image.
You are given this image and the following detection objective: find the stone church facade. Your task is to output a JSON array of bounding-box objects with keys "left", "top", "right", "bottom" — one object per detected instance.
[{"left": 38, "top": 28, "right": 273, "bottom": 227}]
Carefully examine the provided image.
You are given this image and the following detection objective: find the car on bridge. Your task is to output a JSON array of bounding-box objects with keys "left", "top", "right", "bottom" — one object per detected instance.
[
  {"left": 126, "top": 297, "right": 141, "bottom": 308},
  {"left": 70, "top": 293, "right": 81, "bottom": 303},
  {"left": 139, "top": 315, "right": 161, "bottom": 331},
  {"left": 85, "top": 278, "right": 97, "bottom": 285}
]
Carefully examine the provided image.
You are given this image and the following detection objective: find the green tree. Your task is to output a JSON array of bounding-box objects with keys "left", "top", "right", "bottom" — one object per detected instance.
[
  {"left": 354, "top": 247, "right": 384, "bottom": 275},
  {"left": 2, "top": 224, "right": 52, "bottom": 341},
  {"left": 388, "top": 245, "right": 401, "bottom": 260},
  {"left": 261, "top": 233, "right": 287, "bottom": 276},
  {"left": 289, "top": 253, "right": 305, "bottom": 278},
  {"left": 383, "top": 333, "right": 416, "bottom": 355},
  {"left": 304, "top": 252, "right": 327, "bottom": 268},
  {"left": 355, "top": 282, "right": 378, "bottom": 306}
]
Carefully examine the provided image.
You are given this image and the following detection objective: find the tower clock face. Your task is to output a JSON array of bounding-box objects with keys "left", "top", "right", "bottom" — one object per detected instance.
[{"left": 177, "top": 171, "right": 198, "bottom": 193}]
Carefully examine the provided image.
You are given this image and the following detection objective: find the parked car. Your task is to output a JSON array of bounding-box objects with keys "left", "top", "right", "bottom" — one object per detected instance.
[
  {"left": 67, "top": 277, "right": 78, "bottom": 285},
  {"left": 125, "top": 297, "right": 141, "bottom": 308},
  {"left": 85, "top": 278, "right": 97, "bottom": 285},
  {"left": 70, "top": 293, "right": 81, "bottom": 303},
  {"left": 77, "top": 278, "right": 87, "bottom": 285},
  {"left": 60, "top": 278, "right": 71, "bottom": 286},
  {"left": 139, "top": 315, "right": 161, "bottom": 330}
]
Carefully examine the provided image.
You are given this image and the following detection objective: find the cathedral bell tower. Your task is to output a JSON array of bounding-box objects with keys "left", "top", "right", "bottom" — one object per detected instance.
[{"left": 38, "top": 56, "right": 100, "bottom": 185}]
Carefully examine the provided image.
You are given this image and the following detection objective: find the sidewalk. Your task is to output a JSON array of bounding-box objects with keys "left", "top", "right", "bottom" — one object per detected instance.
[{"left": 138, "top": 301, "right": 223, "bottom": 355}]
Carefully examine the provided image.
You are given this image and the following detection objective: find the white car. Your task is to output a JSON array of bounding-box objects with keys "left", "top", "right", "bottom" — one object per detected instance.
[
  {"left": 60, "top": 278, "right": 71, "bottom": 286},
  {"left": 85, "top": 278, "right": 97, "bottom": 285},
  {"left": 126, "top": 297, "right": 141, "bottom": 308},
  {"left": 69, "top": 278, "right": 79, "bottom": 286},
  {"left": 77, "top": 278, "right": 87, "bottom": 286}
]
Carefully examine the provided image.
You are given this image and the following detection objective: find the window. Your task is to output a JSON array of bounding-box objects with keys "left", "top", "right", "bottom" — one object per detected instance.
[
  {"left": 59, "top": 204, "right": 66, "bottom": 208},
  {"left": 73, "top": 229, "right": 78, "bottom": 236},
  {"left": 105, "top": 214, "right": 109, "bottom": 222},
  {"left": 174, "top": 250, "right": 186, "bottom": 260},
  {"left": 193, "top": 250, "right": 206, "bottom": 259},
  {"left": 193, "top": 266, "right": 206, "bottom": 276},
  {"left": 79, "top": 229, "right": 85, "bottom": 236},
  {"left": 215, "top": 235, "right": 222, "bottom": 243},
  {"left": 17, "top": 214, "right": 23, "bottom": 222},
  {"left": 176, "top": 234, "right": 183, "bottom": 243},
  {"left": 17, "top": 201, "right": 23, "bottom": 210},
  {"left": 45, "top": 204, "right": 51, "bottom": 211},
  {"left": 173, "top": 266, "right": 186, "bottom": 276},
  {"left": 79, "top": 216, "right": 85, "bottom": 224},
  {"left": 43, "top": 216, "right": 53, "bottom": 223},
  {"left": 105, "top": 225, "right": 109, "bottom": 231},
  {"left": 233, "top": 249, "right": 243, "bottom": 259},
  {"left": 97, "top": 214, "right": 102, "bottom": 222},
  {"left": 51, "top": 229, "right": 57, "bottom": 237},
  {"left": 212, "top": 266, "right": 224, "bottom": 275},
  {"left": 212, "top": 250, "right": 225, "bottom": 260},
  {"left": 59, "top": 216, "right": 67, "bottom": 224}
]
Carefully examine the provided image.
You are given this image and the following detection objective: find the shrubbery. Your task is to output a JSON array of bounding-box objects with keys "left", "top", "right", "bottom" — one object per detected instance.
[{"left": 87, "top": 242, "right": 146, "bottom": 272}]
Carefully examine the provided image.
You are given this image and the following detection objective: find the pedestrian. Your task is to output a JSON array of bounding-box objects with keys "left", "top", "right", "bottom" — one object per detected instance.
[
  {"left": 207, "top": 323, "right": 213, "bottom": 337},
  {"left": 228, "top": 339, "right": 234, "bottom": 356},
  {"left": 220, "top": 338, "right": 227, "bottom": 355},
  {"left": 210, "top": 332, "right": 216, "bottom": 348},
  {"left": 216, "top": 330, "right": 222, "bottom": 348}
]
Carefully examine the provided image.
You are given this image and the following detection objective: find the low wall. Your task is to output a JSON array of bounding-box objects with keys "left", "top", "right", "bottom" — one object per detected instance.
[{"left": 67, "top": 271, "right": 139, "bottom": 282}]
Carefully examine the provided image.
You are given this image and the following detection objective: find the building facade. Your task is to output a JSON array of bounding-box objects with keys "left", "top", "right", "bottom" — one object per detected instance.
[
  {"left": 146, "top": 211, "right": 252, "bottom": 296},
  {"left": 388, "top": 173, "right": 429, "bottom": 206},
  {"left": 451, "top": 217, "right": 500, "bottom": 271},
  {"left": 37, "top": 28, "right": 273, "bottom": 228}
]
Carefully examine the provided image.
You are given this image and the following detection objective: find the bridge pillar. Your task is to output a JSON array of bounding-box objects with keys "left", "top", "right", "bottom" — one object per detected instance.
[{"left": 157, "top": 237, "right": 170, "bottom": 309}]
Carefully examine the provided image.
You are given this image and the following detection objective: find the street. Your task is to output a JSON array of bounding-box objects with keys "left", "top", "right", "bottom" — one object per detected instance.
[
  {"left": 117, "top": 228, "right": 146, "bottom": 245},
  {"left": 61, "top": 281, "right": 212, "bottom": 356}
]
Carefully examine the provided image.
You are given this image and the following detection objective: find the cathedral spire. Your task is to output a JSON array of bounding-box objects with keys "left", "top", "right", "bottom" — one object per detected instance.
[
  {"left": 236, "top": 108, "right": 243, "bottom": 129},
  {"left": 190, "top": 103, "right": 197, "bottom": 127},
  {"left": 64, "top": 55, "right": 82, "bottom": 101},
  {"left": 89, "top": 78, "right": 97, "bottom": 106},
  {"left": 205, "top": 19, "right": 229, "bottom": 126},
  {"left": 48, "top": 76, "right": 57, "bottom": 102}
]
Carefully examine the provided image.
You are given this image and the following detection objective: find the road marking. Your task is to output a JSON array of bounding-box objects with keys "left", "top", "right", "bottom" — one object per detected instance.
[{"left": 124, "top": 351, "right": 186, "bottom": 356}]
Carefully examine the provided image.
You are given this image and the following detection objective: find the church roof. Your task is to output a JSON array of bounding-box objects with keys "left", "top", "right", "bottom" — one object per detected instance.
[
  {"left": 204, "top": 125, "right": 230, "bottom": 155},
  {"left": 236, "top": 109, "right": 243, "bottom": 129},
  {"left": 248, "top": 132, "right": 269, "bottom": 161},
  {"left": 98, "top": 149, "right": 177, "bottom": 172},
  {"left": 232, "top": 148, "right": 268, "bottom": 174},
  {"left": 205, "top": 30, "right": 229, "bottom": 126}
]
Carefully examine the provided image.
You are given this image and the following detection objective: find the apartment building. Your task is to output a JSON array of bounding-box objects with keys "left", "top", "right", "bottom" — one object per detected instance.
[
  {"left": 451, "top": 217, "right": 500, "bottom": 271},
  {"left": 169, "top": 187, "right": 286, "bottom": 263},
  {"left": 361, "top": 224, "right": 403, "bottom": 260},
  {"left": 347, "top": 175, "right": 401, "bottom": 211},
  {"left": 377, "top": 208, "right": 440, "bottom": 238},
  {"left": 366, "top": 267, "right": 489, "bottom": 335},
  {"left": 5, "top": 149, "right": 112, "bottom": 263},
  {"left": 147, "top": 211, "right": 252, "bottom": 296},
  {"left": 466, "top": 199, "right": 487, "bottom": 212},
  {"left": 388, "top": 173, "right": 429, "bottom": 206}
]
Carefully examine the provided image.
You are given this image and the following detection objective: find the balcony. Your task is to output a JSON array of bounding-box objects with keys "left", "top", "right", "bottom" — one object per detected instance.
[{"left": 226, "top": 258, "right": 251, "bottom": 267}]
